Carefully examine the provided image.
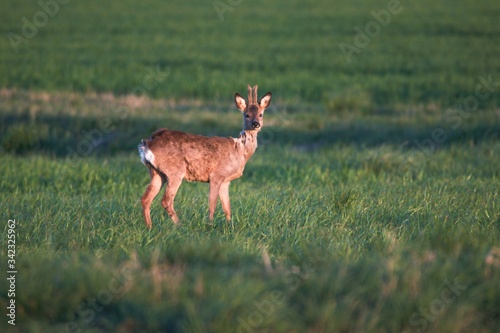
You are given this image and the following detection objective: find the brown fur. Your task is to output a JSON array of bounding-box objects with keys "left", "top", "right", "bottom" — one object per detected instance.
[
  {"left": 139, "top": 85, "right": 271, "bottom": 228},
  {"left": 145, "top": 129, "right": 253, "bottom": 183}
]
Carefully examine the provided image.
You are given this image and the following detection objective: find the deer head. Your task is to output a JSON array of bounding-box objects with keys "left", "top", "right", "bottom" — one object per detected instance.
[{"left": 235, "top": 85, "right": 272, "bottom": 131}]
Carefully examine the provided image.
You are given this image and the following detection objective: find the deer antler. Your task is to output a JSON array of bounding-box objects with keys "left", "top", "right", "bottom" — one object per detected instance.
[
  {"left": 253, "top": 85, "right": 258, "bottom": 105},
  {"left": 247, "top": 85, "right": 253, "bottom": 105}
]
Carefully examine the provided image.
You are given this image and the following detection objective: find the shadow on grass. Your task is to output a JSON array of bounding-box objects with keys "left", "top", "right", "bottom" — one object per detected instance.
[{"left": 1, "top": 110, "right": 498, "bottom": 157}]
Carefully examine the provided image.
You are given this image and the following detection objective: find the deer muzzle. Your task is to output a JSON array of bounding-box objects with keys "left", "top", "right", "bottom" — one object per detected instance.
[{"left": 252, "top": 121, "right": 261, "bottom": 129}]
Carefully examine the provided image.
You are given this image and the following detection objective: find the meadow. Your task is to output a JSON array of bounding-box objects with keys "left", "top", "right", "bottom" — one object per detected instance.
[{"left": 1, "top": 0, "right": 500, "bottom": 332}]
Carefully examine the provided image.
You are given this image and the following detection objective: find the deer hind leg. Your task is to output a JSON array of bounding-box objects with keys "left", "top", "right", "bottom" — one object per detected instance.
[
  {"left": 161, "top": 173, "right": 183, "bottom": 224},
  {"left": 141, "top": 167, "right": 165, "bottom": 229},
  {"left": 219, "top": 181, "right": 232, "bottom": 222}
]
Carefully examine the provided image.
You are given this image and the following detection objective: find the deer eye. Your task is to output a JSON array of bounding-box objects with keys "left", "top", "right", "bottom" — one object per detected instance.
[
  {"left": 259, "top": 114, "right": 263, "bottom": 117},
  {"left": 245, "top": 114, "right": 250, "bottom": 118}
]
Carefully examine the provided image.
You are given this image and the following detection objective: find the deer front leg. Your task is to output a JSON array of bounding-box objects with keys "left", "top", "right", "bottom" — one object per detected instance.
[
  {"left": 208, "top": 180, "right": 222, "bottom": 221},
  {"left": 219, "top": 181, "right": 231, "bottom": 222},
  {"left": 161, "top": 175, "right": 183, "bottom": 224}
]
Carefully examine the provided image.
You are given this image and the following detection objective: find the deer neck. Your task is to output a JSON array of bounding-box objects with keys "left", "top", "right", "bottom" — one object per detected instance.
[{"left": 234, "top": 130, "right": 259, "bottom": 161}]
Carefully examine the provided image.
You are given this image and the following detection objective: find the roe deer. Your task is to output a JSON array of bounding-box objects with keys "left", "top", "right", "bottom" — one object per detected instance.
[{"left": 138, "top": 85, "right": 271, "bottom": 228}]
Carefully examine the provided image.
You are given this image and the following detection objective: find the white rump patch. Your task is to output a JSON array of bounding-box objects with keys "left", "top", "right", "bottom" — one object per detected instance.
[{"left": 139, "top": 144, "right": 155, "bottom": 166}]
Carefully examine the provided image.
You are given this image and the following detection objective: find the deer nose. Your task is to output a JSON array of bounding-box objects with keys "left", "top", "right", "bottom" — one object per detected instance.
[{"left": 252, "top": 121, "right": 260, "bottom": 129}]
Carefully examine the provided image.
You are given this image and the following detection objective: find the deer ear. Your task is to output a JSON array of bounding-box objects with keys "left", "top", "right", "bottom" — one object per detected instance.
[
  {"left": 259, "top": 92, "right": 272, "bottom": 109},
  {"left": 235, "top": 93, "right": 247, "bottom": 112}
]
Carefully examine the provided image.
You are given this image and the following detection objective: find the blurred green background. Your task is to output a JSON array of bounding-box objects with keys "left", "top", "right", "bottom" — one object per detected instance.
[
  {"left": 1, "top": 0, "right": 499, "bottom": 107},
  {"left": 1, "top": 1, "right": 499, "bottom": 332}
]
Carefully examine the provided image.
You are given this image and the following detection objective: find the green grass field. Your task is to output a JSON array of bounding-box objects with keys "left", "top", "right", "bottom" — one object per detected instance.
[{"left": 1, "top": 0, "right": 500, "bottom": 332}]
